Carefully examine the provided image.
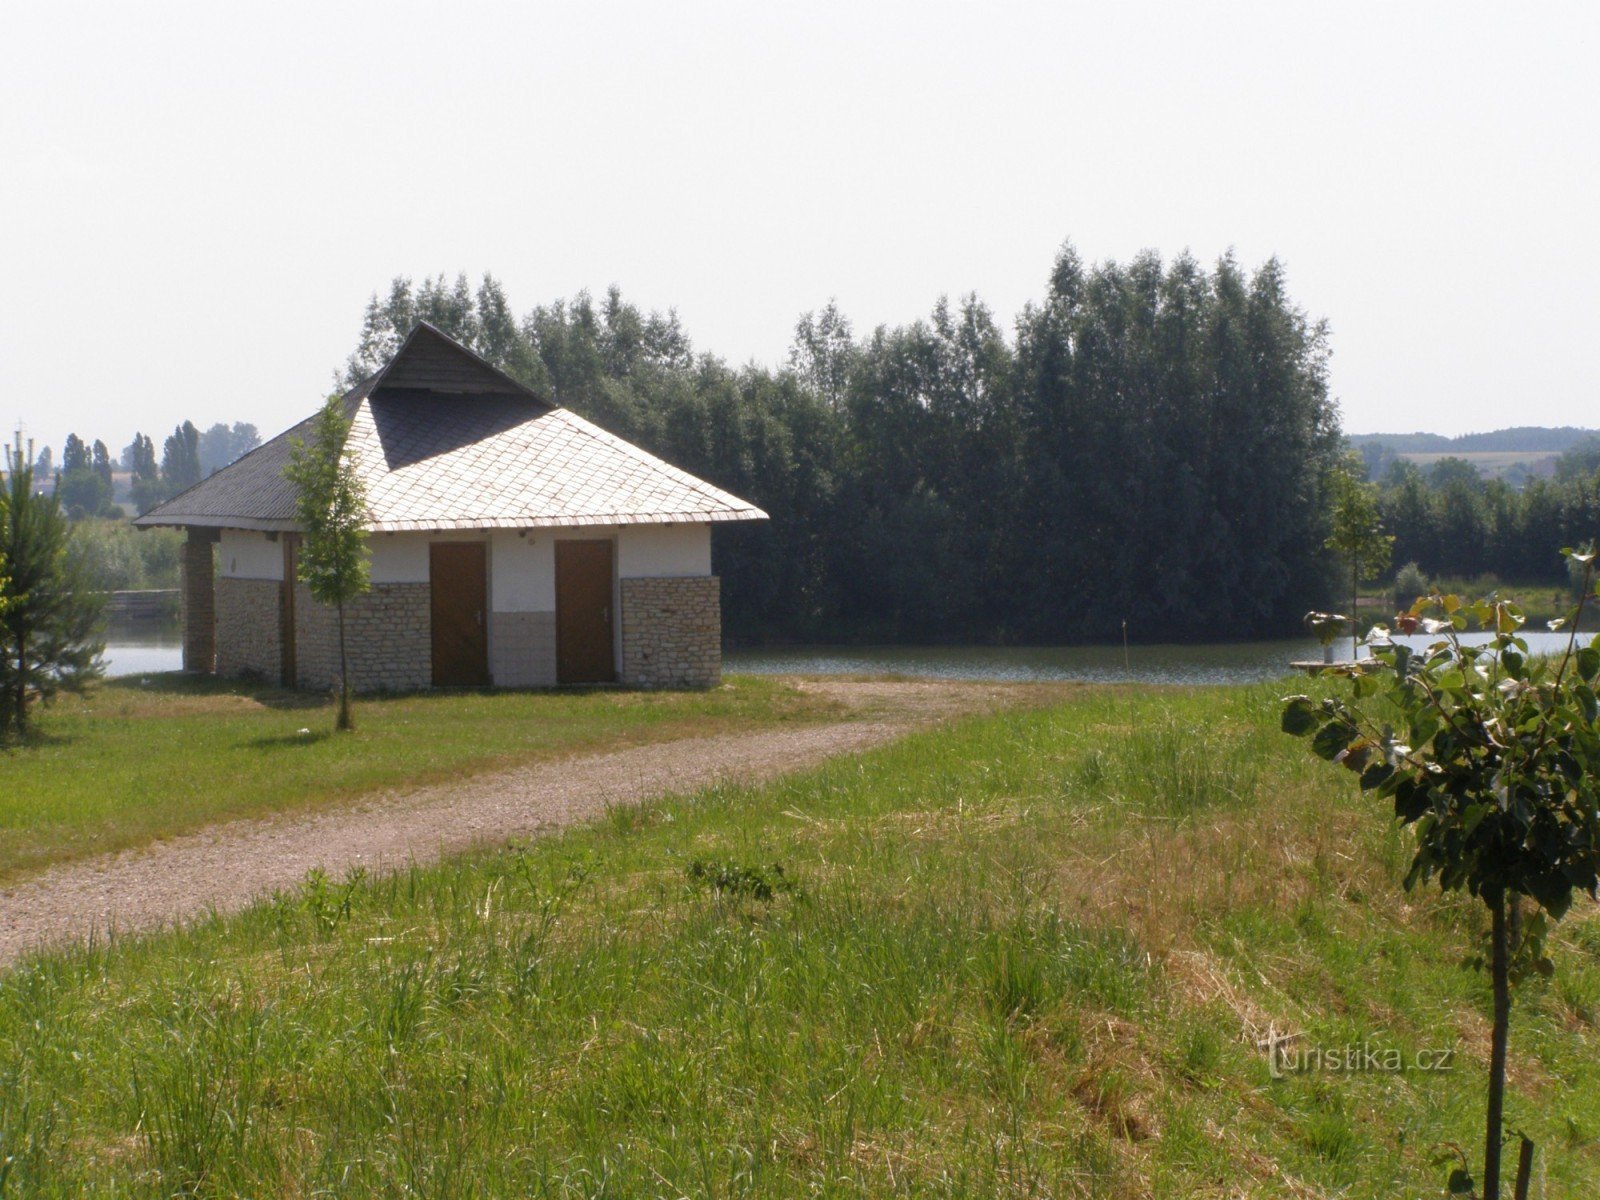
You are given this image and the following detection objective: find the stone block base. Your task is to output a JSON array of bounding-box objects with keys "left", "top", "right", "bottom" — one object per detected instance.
[
  {"left": 491, "top": 611, "right": 557, "bottom": 687},
  {"left": 620, "top": 576, "right": 721, "bottom": 689},
  {"left": 294, "top": 582, "right": 431, "bottom": 693},
  {"left": 212, "top": 579, "right": 429, "bottom": 692},
  {"left": 215, "top": 578, "right": 281, "bottom": 680}
]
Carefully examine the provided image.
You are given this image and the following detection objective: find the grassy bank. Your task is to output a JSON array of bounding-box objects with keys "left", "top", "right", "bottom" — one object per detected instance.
[
  {"left": 0, "top": 674, "right": 844, "bottom": 882},
  {"left": 1381, "top": 574, "right": 1597, "bottom": 631},
  {"left": 2, "top": 684, "right": 1597, "bottom": 1195}
]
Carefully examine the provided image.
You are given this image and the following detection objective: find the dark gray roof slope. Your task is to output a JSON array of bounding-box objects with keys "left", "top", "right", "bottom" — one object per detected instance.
[{"left": 136, "top": 324, "right": 767, "bottom": 532}]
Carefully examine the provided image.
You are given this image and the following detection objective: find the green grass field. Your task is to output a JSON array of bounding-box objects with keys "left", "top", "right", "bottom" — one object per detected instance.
[
  {"left": 0, "top": 674, "right": 844, "bottom": 882},
  {"left": 2, "top": 683, "right": 1597, "bottom": 1195}
]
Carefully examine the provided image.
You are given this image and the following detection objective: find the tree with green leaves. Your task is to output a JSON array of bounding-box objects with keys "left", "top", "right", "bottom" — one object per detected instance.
[
  {"left": 91, "top": 439, "right": 112, "bottom": 486},
  {"left": 283, "top": 396, "right": 370, "bottom": 732},
  {"left": 1324, "top": 456, "right": 1393, "bottom": 658},
  {"left": 161, "top": 421, "right": 202, "bottom": 496},
  {"left": 1283, "top": 550, "right": 1600, "bottom": 1199},
  {"left": 125, "top": 432, "right": 164, "bottom": 514},
  {"left": 55, "top": 466, "right": 111, "bottom": 518},
  {"left": 337, "top": 250, "right": 1344, "bottom": 646},
  {"left": 0, "top": 435, "right": 104, "bottom": 739},
  {"left": 61, "top": 433, "right": 89, "bottom": 474}
]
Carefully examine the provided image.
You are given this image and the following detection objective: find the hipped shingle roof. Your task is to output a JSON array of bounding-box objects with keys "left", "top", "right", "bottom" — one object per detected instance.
[{"left": 135, "top": 324, "right": 767, "bottom": 533}]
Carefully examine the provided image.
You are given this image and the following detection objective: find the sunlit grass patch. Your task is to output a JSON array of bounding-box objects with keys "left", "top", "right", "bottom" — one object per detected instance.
[
  {"left": 0, "top": 673, "right": 846, "bottom": 880},
  {"left": 1, "top": 683, "right": 1598, "bottom": 1195}
]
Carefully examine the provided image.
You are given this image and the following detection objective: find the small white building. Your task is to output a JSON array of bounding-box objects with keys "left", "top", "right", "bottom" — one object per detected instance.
[{"left": 135, "top": 323, "right": 766, "bottom": 690}]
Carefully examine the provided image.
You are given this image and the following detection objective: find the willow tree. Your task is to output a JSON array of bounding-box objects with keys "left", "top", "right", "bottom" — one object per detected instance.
[{"left": 284, "top": 397, "right": 370, "bottom": 732}]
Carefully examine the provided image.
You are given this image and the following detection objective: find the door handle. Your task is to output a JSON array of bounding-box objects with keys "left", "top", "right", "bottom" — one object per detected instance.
[
  {"left": 475, "top": 610, "right": 483, "bottom": 626},
  {"left": 602, "top": 606, "right": 610, "bottom": 623}
]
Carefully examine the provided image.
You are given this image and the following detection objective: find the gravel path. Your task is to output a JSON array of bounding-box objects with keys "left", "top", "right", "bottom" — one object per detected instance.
[{"left": 0, "top": 679, "right": 1073, "bottom": 965}]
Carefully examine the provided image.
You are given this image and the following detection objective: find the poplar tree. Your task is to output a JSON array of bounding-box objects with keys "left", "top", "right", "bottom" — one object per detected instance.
[
  {"left": 0, "top": 435, "right": 104, "bottom": 738},
  {"left": 91, "top": 440, "right": 113, "bottom": 487},
  {"left": 160, "top": 421, "right": 202, "bottom": 494},
  {"left": 126, "top": 433, "right": 163, "bottom": 514},
  {"left": 283, "top": 397, "right": 370, "bottom": 732},
  {"left": 61, "top": 433, "right": 89, "bottom": 474}
]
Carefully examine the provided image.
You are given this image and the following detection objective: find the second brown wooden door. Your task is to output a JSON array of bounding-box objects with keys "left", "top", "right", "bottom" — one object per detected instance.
[
  {"left": 555, "top": 540, "right": 615, "bottom": 684},
  {"left": 430, "top": 542, "right": 489, "bottom": 687}
]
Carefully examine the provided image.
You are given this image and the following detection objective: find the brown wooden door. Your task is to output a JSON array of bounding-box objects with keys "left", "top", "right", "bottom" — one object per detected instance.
[
  {"left": 430, "top": 542, "right": 489, "bottom": 686},
  {"left": 555, "top": 540, "right": 615, "bottom": 684}
]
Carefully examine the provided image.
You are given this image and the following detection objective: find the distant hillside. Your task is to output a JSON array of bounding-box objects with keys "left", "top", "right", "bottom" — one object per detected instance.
[{"left": 1349, "top": 426, "right": 1599, "bottom": 454}]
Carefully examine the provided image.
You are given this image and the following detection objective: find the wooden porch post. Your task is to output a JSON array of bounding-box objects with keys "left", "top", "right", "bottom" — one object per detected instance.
[{"left": 182, "top": 527, "right": 219, "bottom": 673}]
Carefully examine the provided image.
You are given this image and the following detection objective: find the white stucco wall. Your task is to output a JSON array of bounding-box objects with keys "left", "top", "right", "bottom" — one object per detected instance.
[
  {"left": 369, "top": 534, "right": 431, "bottom": 584},
  {"left": 489, "top": 531, "right": 553, "bottom": 612},
  {"left": 484, "top": 524, "right": 708, "bottom": 612},
  {"left": 219, "top": 524, "right": 709, "bottom": 592},
  {"left": 617, "top": 524, "right": 711, "bottom": 579},
  {"left": 219, "top": 530, "right": 443, "bottom": 584},
  {"left": 216, "top": 522, "right": 716, "bottom": 690},
  {"left": 219, "top": 530, "right": 283, "bottom": 580}
]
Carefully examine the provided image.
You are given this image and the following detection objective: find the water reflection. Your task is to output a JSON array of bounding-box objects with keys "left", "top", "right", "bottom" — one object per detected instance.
[
  {"left": 102, "top": 619, "right": 182, "bottom": 677},
  {"left": 726, "top": 631, "right": 1589, "bottom": 687}
]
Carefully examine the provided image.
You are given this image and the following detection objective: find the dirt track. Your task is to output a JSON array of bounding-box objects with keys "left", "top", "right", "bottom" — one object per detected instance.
[{"left": 0, "top": 679, "right": 1076, "bottom": 966}]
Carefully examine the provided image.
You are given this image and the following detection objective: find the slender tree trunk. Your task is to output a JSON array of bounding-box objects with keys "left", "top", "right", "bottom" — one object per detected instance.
[
  {"left": 2, "top": 634, "right": 12, "bottom": 736},
  {"left": 1351, "top": 560, "right": 1359, "bottom": 661},
  {"left": 336, "top": 595, "right": 353, "bottom": 732},
  {"left": 1485, "top": 891, "right": 1511, "bottom": 1200},
  {"left": 14, "top": 631, "right": 27, "bottom": 737}
]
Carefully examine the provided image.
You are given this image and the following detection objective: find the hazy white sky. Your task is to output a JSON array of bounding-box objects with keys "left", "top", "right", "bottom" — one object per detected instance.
[{"left": 3, "top": 0, "right": 1596, "bottom": 458}]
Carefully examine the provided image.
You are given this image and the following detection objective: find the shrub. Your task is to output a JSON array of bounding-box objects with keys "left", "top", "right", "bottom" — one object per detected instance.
[
  {"left": 1284, "top": 548, "right": 1600, "bottom": 1199},
  {"left": 686, "top": 858, "right": 793, "bottom": 902},
  {"left": 64, "top": 520, "right": 183, "bottom": 592},
  {"left": 1390, "top": 561, "right": 1429, "bottom": 611}
]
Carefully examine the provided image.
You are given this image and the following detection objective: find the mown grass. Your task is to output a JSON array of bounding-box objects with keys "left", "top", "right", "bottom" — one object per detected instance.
[
  {"left": 0, "top": 673, "right": 844, "bottom": 882},
  {"left": 3, "top": 684, "right": 1599, "bottom": 1196}
]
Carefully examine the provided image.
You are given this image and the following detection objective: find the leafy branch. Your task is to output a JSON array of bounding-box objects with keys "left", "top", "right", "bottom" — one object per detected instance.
[{"left": 1283, "top": 545, "right": 1600, "bottom": 1200}]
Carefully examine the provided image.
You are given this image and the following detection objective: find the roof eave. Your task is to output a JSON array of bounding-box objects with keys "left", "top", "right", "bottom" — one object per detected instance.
[
  {"left": 365, "top": 509, "right": 769, "bottom": 532},
  {"left": 132, "top": 514, "right": 302, "bottom": 532},
  {"left": 133, "top": 508, "right": 768, "bottom": 534}
]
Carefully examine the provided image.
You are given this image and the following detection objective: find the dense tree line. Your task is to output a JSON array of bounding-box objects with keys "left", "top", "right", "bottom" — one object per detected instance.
[
  {"left": 36, "top": 421, "right": 261, "bottom": 518},
  {"left": 346, "top": 250, "right": 1343, "bottom": 644},
  {"left": 1374, "top": 451, "right": 1600, "bottom": 585}
]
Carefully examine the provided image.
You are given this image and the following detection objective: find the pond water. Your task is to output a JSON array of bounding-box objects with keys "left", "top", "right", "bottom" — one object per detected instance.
[
  {"left": 727, "top": 631, "right": 1589, "bottom": 686},
  {"left": 100, "top": 621, "right": 1591, "bottom": 687},
  {"left": 102, "top": 620, "right": 183, "bottom": 677}
]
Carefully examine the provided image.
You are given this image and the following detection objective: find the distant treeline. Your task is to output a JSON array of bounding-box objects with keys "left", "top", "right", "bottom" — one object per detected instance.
[
  {"left": 1349, "top": 426, "right": 1599, "bottom": 455},
  {"left": 1375, "top": 453, "right": 1600, "bottom": 584},
  {"left": 346, "top": 249, "right": 1343, "bottom": 644},
  {"left": 35, "top": 422, "right": 260, "bottom": 518}
]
